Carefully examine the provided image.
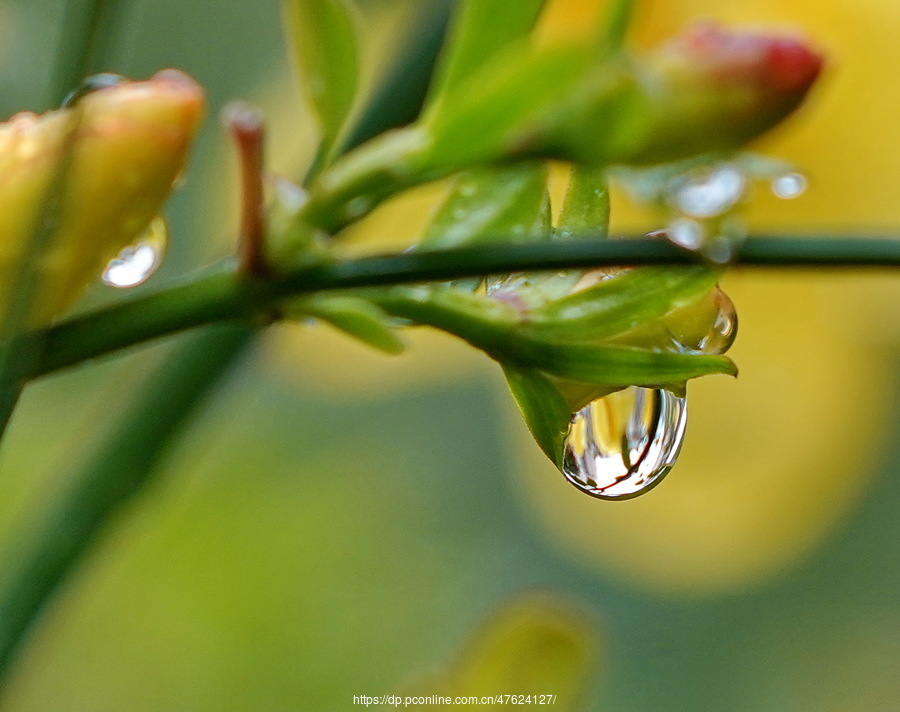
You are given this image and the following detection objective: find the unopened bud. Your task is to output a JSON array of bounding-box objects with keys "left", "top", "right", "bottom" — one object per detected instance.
[
  {"left": 544, "top": 22, "right": 823, "bottom": 165},
  {"left": 0, "top": 70, "right": 204, "bottom": 325}
]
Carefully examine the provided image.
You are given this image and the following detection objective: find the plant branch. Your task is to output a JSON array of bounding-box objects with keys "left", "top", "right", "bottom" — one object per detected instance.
[{"left": 5, "top": 233, "right": 895, "bottom": 383}]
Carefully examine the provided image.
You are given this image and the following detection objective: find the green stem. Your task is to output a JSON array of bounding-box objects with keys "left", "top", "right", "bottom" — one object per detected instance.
[
  {"left": 0, "top": 325, "right": 256, "bottom": 685},
  {"left": 8, "top": 234, "right": 898, "bottom": 383}
]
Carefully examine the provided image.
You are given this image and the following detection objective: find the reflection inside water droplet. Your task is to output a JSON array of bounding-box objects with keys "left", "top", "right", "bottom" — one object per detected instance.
[
  {"left": 771, "top": 172, "right": 807, "bottom": 199},
  {"left": 102, "top": 217, "right": 168, "bottom": 288},
  {"left": 562, "top": 387, "right": 687, "bottom": 500},
  {"left": 669, "top": 164, "right": 746, "bottom": 218},
  {"left": 701, "top": 289, "right": 738, "bottom": 354}
]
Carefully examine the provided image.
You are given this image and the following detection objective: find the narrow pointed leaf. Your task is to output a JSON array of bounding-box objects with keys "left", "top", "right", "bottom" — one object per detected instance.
[
  {"left": 420, "top": 163, "right": 550, "bottom": 249},
  {"left": 340, "top": 0, "right": 455, "bottom": 153},
  {"left": 291, "top": 294, "right": 404, "bottom": 354},
  {"left": 556, "top": 165, "right": 609, "bottom": 239},
  {"left": 512, "top": 340, "right": 737, "bottom": 386},
  {"left": 426, "top": 0, "right": 547, "bottom": 110},
  {"left": 282, "top": 0, "right": 360, "bottom": 160},
  {"left": 503, "top": 366, "right": 572, "bottom": 461},
  {"left": 420, "top": 43, "right": 590, "bottom": 171},
  {"left": 528, "top": 266, "right": 720, "bottom": 340}
]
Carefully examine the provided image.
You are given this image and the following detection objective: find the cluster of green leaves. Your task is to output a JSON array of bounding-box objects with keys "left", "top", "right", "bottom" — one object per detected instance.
[{"left": 280, "top": 0, "right": 740, "bottom": 463}]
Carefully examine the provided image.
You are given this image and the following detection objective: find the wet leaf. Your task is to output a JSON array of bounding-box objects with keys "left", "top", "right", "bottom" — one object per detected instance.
[
  {"left": 556, "top": 164, "right": 609, "bottom": 239},
  {"left": 529, "top": 266, "right": 721, "bottom": 340},
  {"left": 511, "top": 339, "right": 737, "bottom": 386},
  {"left": 420, "top": 163, "right": 550, "bottom": 249}
]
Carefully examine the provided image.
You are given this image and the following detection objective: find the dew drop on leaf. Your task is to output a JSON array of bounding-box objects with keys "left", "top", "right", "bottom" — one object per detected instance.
[
  {"left": 561, "top": 387, "right": 687, "bottom": 500},
  {"left": 102, "top": 216, "right": 168, "bottom": 288},
  {"left": 698, "top": 288, "right": 738, "bottom": 354}
]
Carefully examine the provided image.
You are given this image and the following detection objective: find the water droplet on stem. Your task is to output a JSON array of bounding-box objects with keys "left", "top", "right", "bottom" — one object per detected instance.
[
  {"left": 562, "top": 387, "right": 687, "bottom": 500},
  {"left": 771, "top": 172, "right": 807, "bottom": 199}
]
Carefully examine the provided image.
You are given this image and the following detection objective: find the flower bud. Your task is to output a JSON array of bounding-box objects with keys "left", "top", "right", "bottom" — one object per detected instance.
[
  {"left": 0, "top": 70, "right": 204, "bottom": 325},
  {"left": 545, "top": 22, "right": 823, "bottom": 165}
]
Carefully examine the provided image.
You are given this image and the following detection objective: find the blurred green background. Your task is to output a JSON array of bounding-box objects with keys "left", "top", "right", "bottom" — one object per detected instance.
[{"left": 0, "top": 0, "right": 899, "bottom": 710}]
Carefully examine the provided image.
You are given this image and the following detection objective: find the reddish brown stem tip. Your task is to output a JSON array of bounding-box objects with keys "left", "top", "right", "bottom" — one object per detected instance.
[{"left": 223, "top": 101, "right": 267, "bottom": 278}]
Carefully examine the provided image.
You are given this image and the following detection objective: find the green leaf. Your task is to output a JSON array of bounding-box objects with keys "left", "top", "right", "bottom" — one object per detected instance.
[
  {"left": 556, "top": 165, "right": 609, "bottom": 239},
  {"left": 425, "top": 0, "right": 547, "bottom": 110},
  {"left": 511, "top": 340, "right": 737, "bottom": 386},
  {"left": 420, "top": 163, "right": 550, "bottom": 249},
  {"left": 289, "top": 294, "right": 405, "bottom": 354},
  {"left": 339, "top": 0, "right": 455, "bottom": 154},
  {"left": 528, "top": 266, "right": 720, "bottom": 340},
  {"left": 598, "top": 0, "right": 639, "bottom": 53},
  {"left": 420, "top": 43, "right": 590, "bottom": 172},
  {"left": 503, "top": 366, "right": 572, "bottom": 461},
  {"left": 282, "top": 0, "right": 360, "bottom": 162}
]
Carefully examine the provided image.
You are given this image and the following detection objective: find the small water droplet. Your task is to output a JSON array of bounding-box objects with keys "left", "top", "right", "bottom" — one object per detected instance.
[
  {"left": 61, "top": 73, "right": 127, "bottom": 108},
  {"left": 452, "top": 207, "right": 467, "bottom": 220},
  {"left": 562, "top": 387, "right": 687, "bottom": 500},
  {"left": 665, "top": 287, "right": 738, "bottom": 354},
  {"left": 771, "top": 172, "right": 807, "bottom": 199},
  {"left": 669, "top": 164, "right": 746, "bottom": 218},
  {"left": 458, "top": 183, "right": 476, "bottom": 197},
  {"left": 102, "top": 217, "right": 168, "bottom": 288},
  {"left": 702, "top": 289, "right": 738, "bottom": 354},
  {"left": 667, "top": 218, "right": 705, "bottom": 250}
]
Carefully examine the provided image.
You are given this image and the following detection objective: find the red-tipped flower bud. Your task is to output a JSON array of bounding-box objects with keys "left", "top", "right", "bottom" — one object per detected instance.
[{"left": 544, "top": 22, "right": 823, "bottom": 166}]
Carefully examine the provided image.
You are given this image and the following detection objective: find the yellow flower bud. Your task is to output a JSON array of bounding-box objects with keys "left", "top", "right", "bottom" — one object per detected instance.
[{"left": 0, "top": 70, "right": 204, "bottom": 325}]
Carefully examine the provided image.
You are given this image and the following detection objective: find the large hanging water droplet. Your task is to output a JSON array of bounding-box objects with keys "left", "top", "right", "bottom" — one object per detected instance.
[
  {"left": 669, "top": 164, "right": 746, "bottom": 218},
  {"left": 102, "top": 217, "right": 168, "bottom": 288},
  {"left": 562, "top": 387, "right": 687, "bottom": 500}
]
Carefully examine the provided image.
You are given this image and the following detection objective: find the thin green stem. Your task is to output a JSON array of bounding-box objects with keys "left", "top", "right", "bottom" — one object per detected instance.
[
  {"left": 0, "top": 325, "right": 256, "bottom": 685},
  {"left": 9, "top": 234, "right": 897, "bottom": 384}
]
